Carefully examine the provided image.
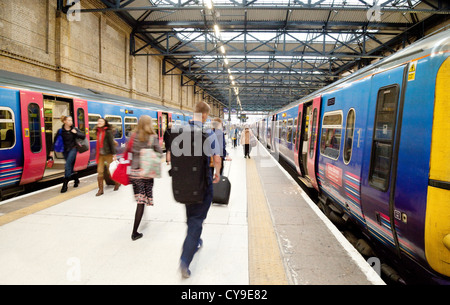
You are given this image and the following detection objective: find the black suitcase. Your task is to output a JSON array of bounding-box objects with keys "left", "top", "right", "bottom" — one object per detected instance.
[{"left": 213, "top": 175, "right": 231, "bottom": 205}]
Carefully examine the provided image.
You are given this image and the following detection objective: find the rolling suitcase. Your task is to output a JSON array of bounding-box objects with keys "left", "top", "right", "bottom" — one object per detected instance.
[{"left": 212, "top": 160, "right": 231, "bottom": 205}]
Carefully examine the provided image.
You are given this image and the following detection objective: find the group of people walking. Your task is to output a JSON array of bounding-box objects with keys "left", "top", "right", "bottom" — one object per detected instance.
[{"left": 50, "top": 101, "right": 242, "bottom": 279}]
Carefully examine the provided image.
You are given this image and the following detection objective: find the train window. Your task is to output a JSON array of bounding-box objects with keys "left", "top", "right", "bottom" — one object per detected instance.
[
  {"left": 286, "top": 119, "right": 293, "bottom": 143},
  {"left": 88, "top": 114, "right": 101, "bottom": 140},
  {"left": 369, "top": 85, "right": 400, "bottom": 191},
  {"left": 77, "top": 108, "right": 85, "bottom": 131},
  {"left": 0, "top": 108, "right": 15, "bottom": 149},
  {"left": 125, "top": 117, "right": 138, "bottom": 138},
  {"left": 343, "top": 109, "right": 356, "bottom": 164},
  {"left": 293, "top": 118, "right": 298, "bottom": 146},
  {"left": 320, "top": 111, "right": 342, "bottom": 160},
  {"left": 280, "top": 120, "right": 287, "bottom": 142},
  {"left": 105, "top": 115, "right": 123, "bottom": 139},
  {"left": 28, "top": 103, "right": 42, "bottom": 153},
  {"left": 309, "top": 108, "right": 318, "bottom": 158},
  {"left": 152, "top": 119, "right": 159, "bottom": 136}
]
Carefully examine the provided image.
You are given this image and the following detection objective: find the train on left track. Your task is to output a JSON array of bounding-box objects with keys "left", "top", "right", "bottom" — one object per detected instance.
[{"left": 0, "top": 69, "right": 203, "bottom": 199}]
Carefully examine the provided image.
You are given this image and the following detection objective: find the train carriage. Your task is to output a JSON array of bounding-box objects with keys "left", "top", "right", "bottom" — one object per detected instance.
[
  {"left": 261, "top": 28, "right": 450, "bottom": 284},
  {"left": 0, "top": 69, "right": 198, "bottom": 199}
]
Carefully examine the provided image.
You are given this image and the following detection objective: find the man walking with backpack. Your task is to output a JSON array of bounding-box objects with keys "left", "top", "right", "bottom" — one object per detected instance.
[{"left": 170, "top": 101, "right": 221, "bottom": 278}]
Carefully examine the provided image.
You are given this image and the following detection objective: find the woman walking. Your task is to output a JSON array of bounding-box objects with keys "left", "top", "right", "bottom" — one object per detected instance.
[
  {"left": 95, "top": 118, "right": 120, "bottom": 196},
  {"left": 49, "top": 115, "right": 86, "bottom": 193},
  {"left": 127, "top": 115, "right": 163, "bottom": 241}
]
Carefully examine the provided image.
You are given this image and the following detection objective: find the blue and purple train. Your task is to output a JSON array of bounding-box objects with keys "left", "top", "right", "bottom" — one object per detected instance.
[
  {"left": 0, "top": 69, "right": 193, "bottom": 198},
  {"left": 254, "top": 29, "right": 450, "bottom": 284}
]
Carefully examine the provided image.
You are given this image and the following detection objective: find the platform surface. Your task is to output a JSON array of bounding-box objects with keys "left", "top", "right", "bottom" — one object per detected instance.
[{"left": 0, "top": 141, "right": 384, "bottom": 285}]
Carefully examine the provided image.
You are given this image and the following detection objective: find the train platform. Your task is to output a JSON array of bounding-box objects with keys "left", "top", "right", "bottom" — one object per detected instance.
[{"left": 0, "top": 141, "right": 384, "bottom": 285}]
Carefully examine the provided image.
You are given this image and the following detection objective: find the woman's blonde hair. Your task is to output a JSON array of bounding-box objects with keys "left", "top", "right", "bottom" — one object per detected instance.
[
  {"left": 60, "top": 115, "right": 72, "bottom": 123},
  {"left": 136, "top": 115, "right": 156, "bottom": 142}
]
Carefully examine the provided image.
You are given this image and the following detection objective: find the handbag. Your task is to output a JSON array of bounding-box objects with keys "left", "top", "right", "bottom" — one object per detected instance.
[
  {"left": 75, "top": 129, "right": 89, "bottom": 153},
  {"left": 54, "top": 129, "right": 64, "bottom": 153},
  {"left": 109, "top": 160, "right": 119, "bottom": 176},
  {"left": 139, "top": 135, "right": 162, "bottom": 178},
  {"left": 111, "top": 134, "right": 135, "bottom": 186}
]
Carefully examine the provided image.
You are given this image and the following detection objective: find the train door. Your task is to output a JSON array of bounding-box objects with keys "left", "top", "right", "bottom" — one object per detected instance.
[
  {"left": 307, "top": 96, "right": 321, "bottom": 191},
  {"left": 294, "top": 104, "right": 304, "bottom": 174},
  {"left": 267, "top": 115, "right": 273, "bottom": 149},
  {"left": 360, "top": 64, "right": 407, "bottom": 255},
  {"left": 42, "top": 96, "right": 71, "bottom": 178},
  {"left": 73, "top": 99, "right": 89, "bottom": 172},
  {"left": 273, "top": 114, "right": 279, "bottom": 152},
  {"left": 43, "top": 96, "right": 70, "bottom": 177},
  {"left": 299, "top": 101, "right": 313, "bottom": 178},
  {"left": 19, "top": 90, "right": 46, "bottom": 185}
]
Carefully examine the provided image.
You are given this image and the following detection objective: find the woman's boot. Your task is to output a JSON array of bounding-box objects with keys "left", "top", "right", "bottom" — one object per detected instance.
[
  {"left": 61, "top": 178, "right": 69, "bottom": 193},
  {"left": 114, "top": 182, "right": 120, "bottom": 191},
  {"left": 73, "top": 173, "right": 80, "bottom": 188},
  {"left": 96, "top": 176, "right": 104, "bottom": 196}
]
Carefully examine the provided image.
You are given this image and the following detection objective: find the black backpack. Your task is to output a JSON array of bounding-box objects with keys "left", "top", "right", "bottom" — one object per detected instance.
[{"left": 169, "top": 124, "right": 210, "bottom": 204}]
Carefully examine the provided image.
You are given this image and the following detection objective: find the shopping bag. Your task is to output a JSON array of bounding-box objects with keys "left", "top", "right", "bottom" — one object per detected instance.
[
  {"left": 111, "top": 134, "right": 135, "bottom": 186},
  {"left": 109, "top": 160, "right": 119, "bottom": 176},
  {"left": 111, "top": 158, "right": 130, "bottom": 186}
]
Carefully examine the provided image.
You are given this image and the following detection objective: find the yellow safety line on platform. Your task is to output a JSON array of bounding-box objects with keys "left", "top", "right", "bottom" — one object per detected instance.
[
  {"left": 247, "top": 158, "right": 288, "bottom": 285},
  {"left": 0, "top": 182, "right": 98, "bottom": 227}
]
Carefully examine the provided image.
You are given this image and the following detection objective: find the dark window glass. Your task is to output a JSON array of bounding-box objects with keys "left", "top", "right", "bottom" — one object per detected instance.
[
  {"left": 77, "top": 108, "right": 85, "bottom": 131},
  {"left": 28, "top": 103, "right": 42, "bottom": 153},
  {"left": 320, "top": 112, "right": 342, "bottom": 160},
  {"left": 343, "top": 109, "right": 356, "bottom": 164},
  {"left": 88, "top": 114, "right": 101, "bottom": 140},
  {"left": 105, "top": 115, "right": 123, "bottom": 139},
  {"left": 309, "top": 108, "right": 318, "bottom": 158},
  {"left": 369, "top": 85, "right": 399, "bottom": 191},
  {"left": 124, "top": 117, "right": 138, "bottom": 138},
  {"left": 0, "top": 109, "right": 15, "bottom": 149}
]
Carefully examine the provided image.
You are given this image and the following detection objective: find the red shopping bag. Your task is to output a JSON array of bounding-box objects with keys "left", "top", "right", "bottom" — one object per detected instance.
[
  {"left": 111, "top": 159, "right": 130, "bottom": 185},
  {"left": 111, "top": 134, "right": 134, "bottom": 186}
]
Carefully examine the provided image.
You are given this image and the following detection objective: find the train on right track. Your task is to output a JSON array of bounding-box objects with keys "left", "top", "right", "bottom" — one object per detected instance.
[{"left": 252, "top": 28, "right": 450, "bottom": 284}]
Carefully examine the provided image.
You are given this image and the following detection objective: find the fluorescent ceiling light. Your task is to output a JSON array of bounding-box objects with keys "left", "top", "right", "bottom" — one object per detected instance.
[
  {"left": 205, "top": 0, "right": 213, "bottom": 10},
  {"left": 213, "top": 24, "right": 220, "bottom": 37}
]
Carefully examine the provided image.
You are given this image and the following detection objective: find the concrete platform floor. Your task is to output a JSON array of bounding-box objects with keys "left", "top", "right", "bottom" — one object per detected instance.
[{"left": 0, "top": 141, "right": 384, "bottom": 285}]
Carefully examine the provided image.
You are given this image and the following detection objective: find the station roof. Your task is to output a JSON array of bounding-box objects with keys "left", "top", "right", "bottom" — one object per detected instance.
[{"left": 78, "top": 0, "right": 449, "bottom": 112}]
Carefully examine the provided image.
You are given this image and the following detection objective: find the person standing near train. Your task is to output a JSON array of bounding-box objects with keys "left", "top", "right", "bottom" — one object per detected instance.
[
  {"left": 49, "top": 115, "right": 86, "bottom": 193},
  {"left": 95, "top": 118, "right": 120, "bottom": 196}
]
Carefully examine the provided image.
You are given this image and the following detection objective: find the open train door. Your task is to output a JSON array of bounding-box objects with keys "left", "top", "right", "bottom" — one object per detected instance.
[
  {"left": 294, "top": 104, "right": 304, "bottom": 174},
  {"left": 73, "top": 99, "right": 90, "bottom": 172},
  {"left": 306, "top": 96, "right": 321, "bottom": 191},
  {"left": 19, "top": 90, "right": 46, "bottom": 185}
]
